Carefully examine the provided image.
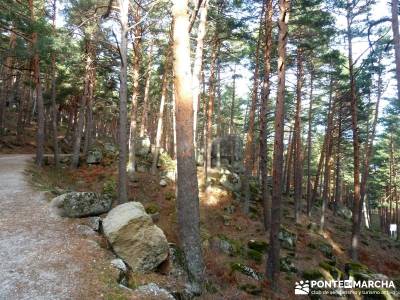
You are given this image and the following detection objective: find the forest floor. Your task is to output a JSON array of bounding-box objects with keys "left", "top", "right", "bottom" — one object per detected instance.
[
  {"left": 25, "top": 155, "right": 400, "bottom": 299},
  {"left": 2, "top": 129, "right": 400, "bottom": 299},
  {"left": 0, "top": 154, "right": 130, "bottom": 300}
]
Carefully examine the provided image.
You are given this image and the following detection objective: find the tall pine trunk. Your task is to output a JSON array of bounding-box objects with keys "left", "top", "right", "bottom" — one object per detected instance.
[
  {"left": 293, "top": 48, "right": 304, "bottom": 223},
  {"left": 266, "top": 0, "right": 290, "bottom": 288},
  {"left": 172, "top": 0, "right": 205, "bottom": 293},
  {"left": 127, "top": 6, "right": 142, "bottom": 177},
  {"left": 347, "top": 0, "right": 362, "bottom": 260},
  {"left": 259, "top": 0, "right": 273, "bottom": 230},
  {"left": 192, "top": 0, "right": 208, "bottom": 157},
  {"left": 117, "top": 0, "right": 129, "bottom": 203}
]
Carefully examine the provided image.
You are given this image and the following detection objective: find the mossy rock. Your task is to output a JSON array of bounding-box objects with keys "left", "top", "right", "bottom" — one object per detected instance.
[
  {"left": 230, "top": 262, "right": 264, "bottom": 280},
  {"left": 215, "top": 234, "right": 244, "bottom": 256},
  {"left": 319, "top": 261, "right": 342, "bottom": 280},
  {"left": 280, "top": 257, "right": 297, "bottom": 273},
  {"left": 308, "top": 242, "right": 317, "bottom": 249},
  {"left": 247, "top": 249, "right": 263, "bottom": 264},
  {"left": 345, "top": 261, "right": 369, "bottom": 274},
  {"left": 317, "top": 241, "right": 334, "bottom": 259},
  {"left": 247, "top": 239, "right": 268, "bottom": 253},
  {"left": 307, "top": 222, "right": 319, "bottom": 232},
  {"left": 164, "top": 190, "right": 175, "bottom": 201},
  {"left": 345, "top": 262, "right": 372, "bottom": 282},
  {"left": 278, "top": 226, "right": 297, "bottom": 251},
  {"left": 145, "top": 203, "right": 160, "bottom": 214},
  {"left": 239, "top": 284, "right": 262, "bottom": 295},
  {"left": 204, "top": 281, "right": 219, "bottom": 294},
  {"left": 102, "top": 179, "right": 117, "bottom": 198},
  {"left": 302, "top": 269, "right": 324, "bottom": 281}
]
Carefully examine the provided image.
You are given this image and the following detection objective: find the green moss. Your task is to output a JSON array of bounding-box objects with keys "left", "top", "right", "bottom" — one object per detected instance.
[
  {"left": 302, "top": 269, "right": 324, "bottom": 281},
  {"left": 164, "top": 190, "right": 175, "bottom": 201},
  {"left": 247, "top": 249, "right": 263, "bottom": 263},
  {"left": 102, "top": 178, "right": 117, "bottom": 198},
  {"left": 307, "top": 242, "right": 317, "bottom": 249},
  {"left": 239, "top": 284, "right": 262, "bottom": 295},
  {"left": 217, "top": 234, "right": 244, "bottom": 256},
  {"left": 247, "top": 239, "right": 268, "bottom": 253},
  {"left": 319, "top": 261, "right": 342, "bottom": 280},
  {"left": 230, "top": 262, "right": 264, "bottom": 280},
  {"left": 145, "top": 203, "right": 160, "bottom": 214},
  {"left": 317, "top": 241, "right": 334, "bottom": 259}
]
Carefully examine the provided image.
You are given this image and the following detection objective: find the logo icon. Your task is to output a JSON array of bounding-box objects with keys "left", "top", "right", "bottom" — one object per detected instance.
[{"left": 295, "top": 280, "right": 310, "bottom": 295}]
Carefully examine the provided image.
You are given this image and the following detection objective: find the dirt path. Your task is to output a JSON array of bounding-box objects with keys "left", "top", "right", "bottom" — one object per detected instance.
[{"left": 0, "top": 154, "right": 116, "bottom": 300}]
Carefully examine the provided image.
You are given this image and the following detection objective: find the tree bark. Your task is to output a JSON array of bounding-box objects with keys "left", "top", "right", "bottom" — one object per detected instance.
[
  {"left": 204, "top": 39, "right": 219, "bottom": 184},
  {"left": 50, "top": 0, "right": 60, "bottom": 167},
  {"left": 117, "top": 0, "right": 129, "bottom": 203},
  {"left": 293, "top": 48, "right": 304, "bottom": 223},
  {"left": 172, "top": 0, "right": 205, "bottom": 293},
  {"left": 243, "top": 9, "right": 263, "bottom": 213},
  {"left": 139, "top": 43, "right": 153, "bottom": 138},
  {"left": 259, "top": 0, "right": 273, "bottom": 231},
  {"left": 71, "top": 37, "right": 95, "bottom": 169},
  {"left": 306, "top": 69, "right": 314, "bottom": 216},
  {"left": 127, "top": 6, "right": 142, "bottom": 177},
  {"left": 151, "top": 53, "right": 171, "bottom": 174},
  {"left": 359, "top": 54, "right": 382, "bottom": 228},
  {"left": 29, "top": 0, "right": 45, "bottom": 167},
  {"left": 192, "top": 0, "right": 208, "bottom": 158},
  {"left": 266, "top": 0, "right": 290, "bottom": 288},
  {"left": 347, "top": 0, "right": 362, "bottom": 260},
  {"left": 392, "top": 0, "right": 400, "bottom": 103}
]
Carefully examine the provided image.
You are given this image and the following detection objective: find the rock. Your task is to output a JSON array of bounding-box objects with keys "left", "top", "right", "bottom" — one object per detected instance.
[
  {"left": 76, "top": 224, "right": 95, "bottom": 236},
  {"left": 137, "top": 165, "right": 148, "bottom": 173},
  {"left": 230, "top": 262, "right": 264, "bottom": 280},
  {"left": 50, "top": 192, "right": 112, "bottom": 218},
  {"left": 111, "top": 258, "right": 127, "bottom": 273},
  {"left": 337, "top": 204, "right": 352, "bottom": 220},
  {"left": 211, "top": 135, "right": 243, "bottom": 168},
  {"left": 247, "top": 249, "right": 263, "bottom": 263},
  {"left": 150, "top": 212, "right": 160, "bottom": 223},
  {"left": 317, "top": 241, "right": 334, "bottom": 259},
  {"left": 247, "top": 239, "right": 268, "bottom": 253},
  {"left": 104, "top": 143, "right": 117, "bottom": 154},
  {"left": 278, "top": 227, "right": 297, "bottom": 251},
  {"left": 136, "top": 135, "right": 151, "bottom": 156},
  {"left": 159, "top": 179, "right": 167, "bottom": 187},
  {"left": 163, "top": 243, "right": 187, "bottom": 279},
  {"left": 307, "top": 222, "right": 319, "bottom": 232},
  {"left": 302, "top": 269, "right": 324, "bottom": 281},
  {"left": 220, "top": 172, "right": 241, "bottom": 193},
  {"left": 222, "top": 214, "right": 232, "bottom": 226},
  {"left": 103, "top": 202, "right": 169, "bottom": 273},
  {"left": 132, "top": 283, "right": 175, "bottom": 300},
  {"left": 280, "top": 256, "right": 297, "bottom": 273},
  {"left": 86, "top": 148, "right": 102, "bottom": 164},
  {"left": 319, "top": 261, "right": 342, "bottom": 280},
  {"left": 88, "top": 216, "right": 102, "bottom": 232},
  {"left": 161, "top": 170, "right": 176, "bottom": 181},
  {"left": 223, "top": 205, "right": 236, "bottom": 214},
  {"left": 239, "top": 284, "right": 263, "bottom": 295},
  {"left": 212, "top": 235, "right": 243, "bottom": 256}
]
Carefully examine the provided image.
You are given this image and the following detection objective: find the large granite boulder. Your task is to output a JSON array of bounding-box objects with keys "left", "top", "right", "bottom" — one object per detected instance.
[
  {"left": 50, "top": 192, "right": 112, "bottom": 217},
  {"left": 278, "top": 227, "right": 297, "bottom": 251},
  {"left": 211, "top": 135, "right": 243, "bottom": 168},
  {"left": 103, "top": 202, "right": 169, "bottom": 273},
  {"left": 136, "top": 135, "right": 151, "bottom": 156},
  {"left": 337, "top": 204, "right": 352, "bottom": 220},
  {"left": 86, "top": 148, "right": 102, "bottom": 164}
]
